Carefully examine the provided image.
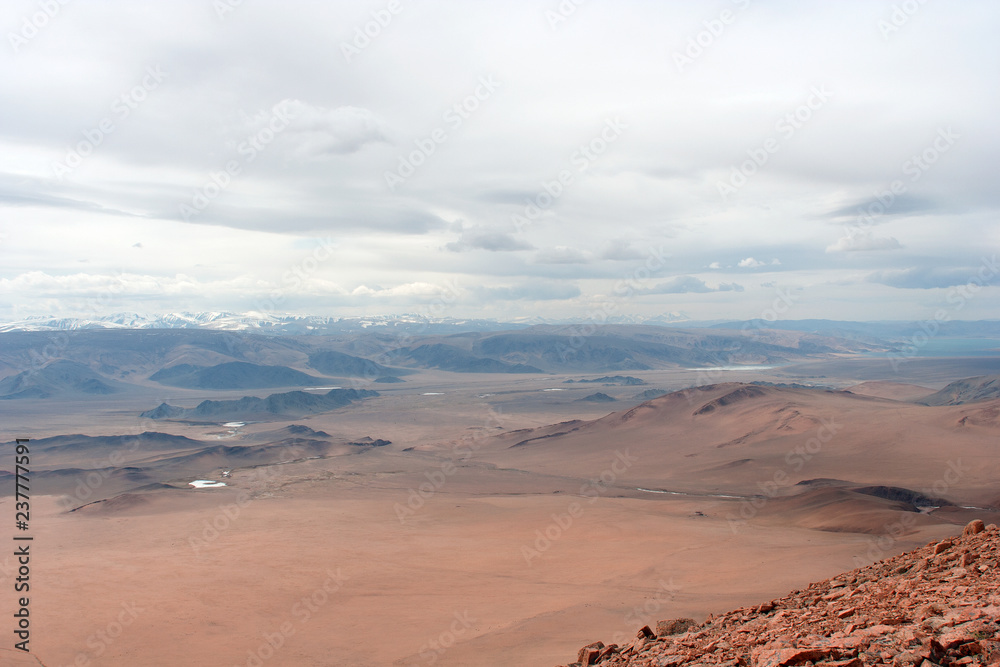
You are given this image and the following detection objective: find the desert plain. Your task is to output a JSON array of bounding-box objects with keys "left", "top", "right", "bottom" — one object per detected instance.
[{"left": 1, "top": 329, "right": 999, "bottom": 667}]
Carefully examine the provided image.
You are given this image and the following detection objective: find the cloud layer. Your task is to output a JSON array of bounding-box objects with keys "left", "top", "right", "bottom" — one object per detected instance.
[{"left": 1, "top": 0, "right": 998, "bottom": 321}]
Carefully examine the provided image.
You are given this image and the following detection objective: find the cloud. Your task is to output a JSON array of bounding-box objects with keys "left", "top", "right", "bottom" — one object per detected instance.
[
  {"left": 827, "top": 233, "right": 903, "bottom": 252},
  {"left": 445, "top": 226, "right": 534, "bottom": 253},
  {"left": 599, "top": 239, "right": 646, "bottom": 261},
  {"left": 473, "top": 283, "right": 580, "bottom": 301},
  {"left": 351, "top": 282, "right": 456, "bottom": 297},
  {"left": 534, "top": 246, "right": 591, "bottom": 264},
  {"left": 708, "top": 262, "right": 721, "bottom": 269},
  {"left": 637, "top": 276, "right": 744, "bottom": 294},
  {"left": 251, "top": 101, "right": 388, "bottom": 158},
  {"left": 866, "top": 267, "right": 984, "bottom": 289},
  {"left": 738, "top": 257, "right": 766, "bottom": 268},
  {"left": 825, "top": 194, "right": 936, "bottom": 222}
]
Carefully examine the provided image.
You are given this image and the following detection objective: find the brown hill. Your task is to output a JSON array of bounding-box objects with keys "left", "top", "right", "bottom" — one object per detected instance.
[
  {"left": 846, "top": 381, "right": 935, "bottom": 401},
  {"left": 472, "top": 383, "right": 1000, "bottom": 507},
  {"left": 920, "top": 375, "right": 1000, "bottom": 406},
  {"left": 561, "top": 520, "right": 1000, "bottom": 667}
]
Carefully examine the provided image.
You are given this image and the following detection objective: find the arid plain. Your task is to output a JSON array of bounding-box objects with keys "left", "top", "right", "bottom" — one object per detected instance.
[{"left": 1, "top": 328, "right": 999, "bottom": 667}]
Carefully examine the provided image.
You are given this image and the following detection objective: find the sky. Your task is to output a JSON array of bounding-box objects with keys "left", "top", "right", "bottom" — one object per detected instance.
[{"left": 1, "top": 0, "right": 998, "bottom": 324}]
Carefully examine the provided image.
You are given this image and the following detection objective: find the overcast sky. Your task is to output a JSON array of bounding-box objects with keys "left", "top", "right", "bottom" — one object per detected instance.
[{"left": 1, "top": 0, "right": 998, "bottom": 323}]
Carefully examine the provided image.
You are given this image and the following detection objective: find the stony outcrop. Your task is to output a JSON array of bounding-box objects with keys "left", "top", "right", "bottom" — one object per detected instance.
[{"left": 561, "top": 520, "right": 1000, "bottom": 667}]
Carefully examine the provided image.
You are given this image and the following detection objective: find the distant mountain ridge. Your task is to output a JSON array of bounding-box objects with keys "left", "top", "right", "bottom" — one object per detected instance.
[
  {"left": 141, "top": 387, "right": 378, "bottom": 421},
  {"left": 150, "top": 361, "right": 331, "bottom": 389},
  {"left": 0, "top": 312, "right": 525, "bottom": 335},
  {"left": 3, "top": 313, "right": 999, "bottom": 340},
  {"left": 0, "top": 360, "right": 122, "bottom": 399}
]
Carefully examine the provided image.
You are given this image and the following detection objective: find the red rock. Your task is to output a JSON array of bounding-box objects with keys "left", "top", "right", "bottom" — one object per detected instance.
[
  {"left": 893, "top": 652, "right": 923, "bottom": 667},
  {"left": 557, "top": 524, "right": 1000, "bottom": 667},
  {"left": 655, "top": 618, "right": 696, "bottom": 637},
  {"left": 939, "top": 628, "right": 976, "bottom": 649},
  {"left": 964, "top": 520, "right": 986, "bottom": 536},
  {"left": 751, "top": 647, "right": 840, "bottom": 667},
  {"left": 578, "top": 642, "right": 605, "bottom": 664}
]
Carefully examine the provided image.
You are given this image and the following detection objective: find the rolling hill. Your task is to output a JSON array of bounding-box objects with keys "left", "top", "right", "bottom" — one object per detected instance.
[
  {"left": 140, "top": 387, "right": 379, "bottom": 421},
  {"left": 918, "top": 374, "right": 1000, "bottom": 405},
  {"left": 0, "top": 360, "right": 123, "bottom": 399},
  {"left": 470, "top": 381, "right": 1000, "bottom": 510},
  {"left": 149, "top": 361, "right": 330, "bottom": 389}
]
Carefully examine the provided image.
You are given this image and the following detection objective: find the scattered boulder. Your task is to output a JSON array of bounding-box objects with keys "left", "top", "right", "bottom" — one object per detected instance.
[
  {"left": 577, "top": 641, "right": 605, "bottom": 665},
  {"left": 654, "top": 618, "right": 696, "bottom": 637},
  {"left": 963, "top": 518, "right": 985, "bottom": 535}
]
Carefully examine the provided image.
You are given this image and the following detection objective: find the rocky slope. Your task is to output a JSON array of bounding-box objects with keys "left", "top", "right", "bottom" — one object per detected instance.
[{"left": 562, "top": 520, "right": 999, "bottom": 667}]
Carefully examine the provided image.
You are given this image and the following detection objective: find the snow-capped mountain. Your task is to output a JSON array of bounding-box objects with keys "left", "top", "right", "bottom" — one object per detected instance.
[{"left": 0, "top": 312, "right": 525, "bottom": 335}]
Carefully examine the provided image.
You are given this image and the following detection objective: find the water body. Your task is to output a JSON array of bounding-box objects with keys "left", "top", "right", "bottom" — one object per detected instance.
[
  {"left": 190, "top": 480, "right": 227, "bottom": 488},
  {"left": 685, "top": 365, "right": 778, "bottom": 371},
  {"left": 891, "top": 337, "right": 1000, "bottom": 358},
  {"left": 637, "top": 487, "right": 744, "bottom": 500}
]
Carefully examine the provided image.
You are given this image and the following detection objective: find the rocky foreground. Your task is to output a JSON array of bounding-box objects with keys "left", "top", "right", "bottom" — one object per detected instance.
[{"left": 562, "top": 520, "right": 999, "bottom": 667}]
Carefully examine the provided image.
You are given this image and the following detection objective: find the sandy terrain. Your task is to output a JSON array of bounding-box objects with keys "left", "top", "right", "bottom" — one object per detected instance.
[{"left": 1, "top": 360, "right": 998, "bottom": 666}]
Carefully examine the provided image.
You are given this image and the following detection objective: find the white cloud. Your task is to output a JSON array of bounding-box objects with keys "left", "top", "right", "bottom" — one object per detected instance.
[
  {"left": 0, "top": 1, "right": 997, "bottom": 321},
  {"left": 275, "top": 101, "right": 389, "bottom": 158},
  {"left": 534, "top": 246, "right": 591, "bottom": 264},
  {"left": 826, "top": 233, "right": 903, "bottom": 252},
  {"left": 599, "top": 239, "right": 645, "bottom": 261},
  {"left": 636, "top": 276, "right": 744, "bottom": 294},
  {"left": 445, "top": 225, "right": 533, "bottom": 252}
]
